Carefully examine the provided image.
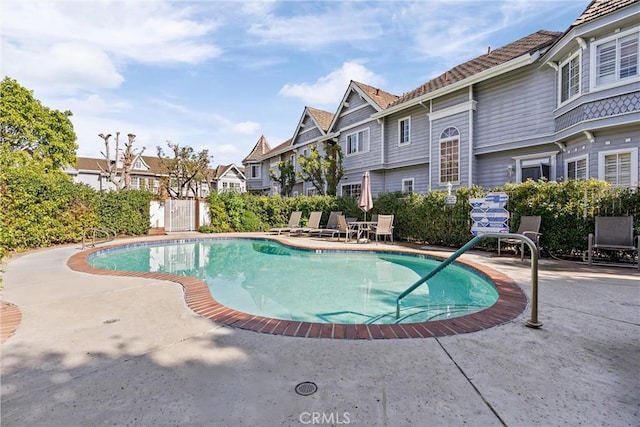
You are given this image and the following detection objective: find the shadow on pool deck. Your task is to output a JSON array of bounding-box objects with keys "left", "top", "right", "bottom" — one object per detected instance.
[{"left": 1, "top": 232, "right": 638, "bottom": 426}]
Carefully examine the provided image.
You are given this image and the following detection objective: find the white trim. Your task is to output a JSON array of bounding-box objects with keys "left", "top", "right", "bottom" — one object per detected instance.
[
  {"left": 428, "top": 100, "right": 477, "bottom": 121},
  {"left": 372, "top": 54, "right": 531, "bottom": 119},
  {"left": 564, "top": 154, "right": 590, "bottom": 181},
  {"left": 345, "top": 128, "right": 370, "bottom": 156},
  {"left": 398, "top": 116, "right": 411, "bottom": 146},
  {"left": 598, "top": 147, "right": 639, "bottom": 188},
  {"left": 557, "top": 49, "right": 582, "bottom": 107},
  {"left": 512, "top": 151, "right": 558, "bottom": 183},
  {"left": 468, "top": 87, "right": 473, "bottom": 187},
  {"left": 438, "top": 127, "right": 461, "bottom": 185},
  {"left": 402, "top": 178, "right": 415, "bottom": 193},
  {"left": 338, "top": 103, "right": 369, "bottom": 117},
  {"left": 589, "top": 26, "right": 640, "bottom": 93},
  {"left": 428, "top": 100, "right": 432, "bottom": 191}
]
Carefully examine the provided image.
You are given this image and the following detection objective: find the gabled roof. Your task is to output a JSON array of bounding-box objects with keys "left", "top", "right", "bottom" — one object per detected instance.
[
  {"left": 353, "top": 81, "right": 399, "bottom": 109},
  {"left": 75, "top": 155, "right": 164, "bottom": 175},
  {"left": 571, "top": 0, "right": 637, "bottom": 27},
  {"left": 264, "top": 138, "right": 295, "bottom": 158},
  {"left": 305, "top": 107, "right": 334, "bottom": 132},
  {"left": 243, "top": 135, "right": 272, "bottom": 163},
  {"left": 388, "top": 30, "right": 562, "bottom": 108},
  {"left": 208, "top": 163, "right": 246, "bottom": 180},
  {"left": 327, "top": 80, "right": 399, "bottom": 132}
]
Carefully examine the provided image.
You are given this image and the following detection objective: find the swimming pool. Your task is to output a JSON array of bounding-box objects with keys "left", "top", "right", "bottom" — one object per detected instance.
[{"left": 87, "top": 238, "right": 500, "bottom": 325}]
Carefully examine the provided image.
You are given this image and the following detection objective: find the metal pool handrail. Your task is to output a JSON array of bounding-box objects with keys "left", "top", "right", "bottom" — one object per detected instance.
[
  {"left": 82, "top": 227, "right": 116, "bottom": 249},
  {"left": 395, "top": 233, "right": 541, "bottom": 328}
]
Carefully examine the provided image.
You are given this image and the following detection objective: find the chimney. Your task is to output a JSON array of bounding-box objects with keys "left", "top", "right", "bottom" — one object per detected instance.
[
  {"left": 487, "top": 46, "right": 491, "bottom": 54},
  {"left": 375, "top": 88, "right": 379, "bottom": 95}
]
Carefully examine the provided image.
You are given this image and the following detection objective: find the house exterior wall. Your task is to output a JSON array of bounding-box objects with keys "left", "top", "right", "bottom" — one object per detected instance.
[
  {"left": 474, "top": 65, "right": 557, "bottom": 150},
  {"left": 244, "top": 4, "right": 638, "bottom": 196},
  {"left": 430, "top": 111, "right": 470, "bottom": 190},
  {"left": 384, "top": 105, "right": 430, "bottom": 168}
]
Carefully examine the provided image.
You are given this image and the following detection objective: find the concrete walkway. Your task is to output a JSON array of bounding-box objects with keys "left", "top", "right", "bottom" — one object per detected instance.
[{"left": 1, "top": 233, "right": 638, "bottom": 427}]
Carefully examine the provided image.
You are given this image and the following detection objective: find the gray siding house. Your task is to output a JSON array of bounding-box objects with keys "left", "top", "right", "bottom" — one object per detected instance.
[{"left": 244, "top": 0, "right": 639, "bottom": 197}]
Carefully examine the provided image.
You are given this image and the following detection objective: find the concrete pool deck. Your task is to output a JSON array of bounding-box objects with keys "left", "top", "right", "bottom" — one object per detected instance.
[{"left": 1, "top": 232, "right": 638, "bottom": 426}]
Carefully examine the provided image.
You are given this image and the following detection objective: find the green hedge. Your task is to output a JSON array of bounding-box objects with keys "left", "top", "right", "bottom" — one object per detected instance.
[
  {"left": 206, "top": 180, "right": 638, "bottom": 257},
  {"left": 0, "top": 152, "right": 154, "bottom": 254}
]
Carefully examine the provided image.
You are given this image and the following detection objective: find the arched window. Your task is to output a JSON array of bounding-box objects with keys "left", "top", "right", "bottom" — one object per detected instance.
[{"left": 439, "top": 127, "right": 460, "bottom": 184}]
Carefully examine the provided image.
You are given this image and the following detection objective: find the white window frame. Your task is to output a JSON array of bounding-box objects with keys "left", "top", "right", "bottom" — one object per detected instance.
[
  {"left": 250, "top": 164, "right": 261, "bottom": 179},
  {"left": 558, "top": 50, "right": 581, "bottom": 105},
  {"left": 402, "top": 178, "right": 414, "bottom": 193},
  {"left": 598, "top": 147, "right": 638, "bottom": 188},
  {"left": 439, "top": 127, "right": 460, "bottom": 185},
  {"left": 398, "top": 117, "right": 411, "bottom": 146},
  {"left": 306, "top": 187, "right": 317, "bottom": 196},
  {"left": 341, "top": 183, "right": 362, "bottom": 198},
  {"left": 565, "top": 154, "right": 589, "bottom": 181},
  {"left": 590, "top": 27, "right": 639, "bottom": 92},
  {"left": 512, "top": 151, "right": 558, "bottom": 183},
  {"left": 346, "top": 128, "right": 370, "bottom": 155}
]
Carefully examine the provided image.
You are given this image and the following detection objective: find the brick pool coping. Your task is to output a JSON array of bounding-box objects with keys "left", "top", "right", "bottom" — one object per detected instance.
[
  {"left": 1, "top": 302, "right": 22, "bottom": 344},
  {"left": 67, "top": 237, "right": 528, "bottom": 339}
]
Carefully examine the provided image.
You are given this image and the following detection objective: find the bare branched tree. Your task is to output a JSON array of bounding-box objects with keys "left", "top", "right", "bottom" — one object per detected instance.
[
  {"left": 157, "top": 141, "right": 211, "bottom": 198},
  {"left": 98, "top": 132, "right": 145, "bottom": 190}
]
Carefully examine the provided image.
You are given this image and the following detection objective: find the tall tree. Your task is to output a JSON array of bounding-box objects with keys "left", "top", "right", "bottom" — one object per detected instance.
[
  {"left": 269, "top": 160, "right": 296, "bottom": 196},
  {"left": 157, "top": 141, "right": 211, "bottom": 198},
  {"left": 98, "top": 132, "right": 145, "bottom": 191},
  {"left": 297, "top": 143, "right": 344, "bottom": 196},
  {"left": 0, "top": 76, "right": 77, "bottom": 169}
]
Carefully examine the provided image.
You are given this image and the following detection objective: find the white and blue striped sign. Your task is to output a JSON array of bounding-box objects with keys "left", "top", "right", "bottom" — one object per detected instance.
[{"left": 469, "top": 192, "right": 509, "bottom": 236}]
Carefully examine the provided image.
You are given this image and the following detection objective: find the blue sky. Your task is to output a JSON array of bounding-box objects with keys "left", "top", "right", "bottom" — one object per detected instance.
[{"left": 1, "top": 0, "right": 589, "bottom": 167}]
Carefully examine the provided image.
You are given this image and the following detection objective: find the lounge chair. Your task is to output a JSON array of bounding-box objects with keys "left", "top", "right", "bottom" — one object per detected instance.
[
  {"left": 269, "top": 211, "right": 302, "bottom": 235},
  {"left": 372, "top": 214, "right": 394, "bottom": 244},
  {"left": 497, "top": 215, "right": 542, "bottom": 261},
  {"left": 587, "top": 216, "right": 639, "bottom": 269},
  {"left": 336, "top": 215, "right": 358, "bottom": 242},
  {"left": 289, "top": 211, "right": 322, "bottom": 236},
  {"left": 309, "top": 211, "right": 342, "bottom": 237}
]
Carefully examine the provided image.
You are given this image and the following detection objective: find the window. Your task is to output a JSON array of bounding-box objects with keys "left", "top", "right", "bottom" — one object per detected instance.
[
  {"left": 513, "top": 151, "right": 557, "bottom": 183},
  {"left": 566, "top": 156, "right": 588, "bottom": 181},
  {"left": 439, "top": 127, "right": 460, "bottom": 184},
  {"left": 599, "top": 148, "right": 638, "bottom": 188},
  {"left": 346, "top": 129, "right": 370, "bottom": 155},
  {"left": 398, "top": 117, "right": 411, "bottom": 145},
  {"left": 306, "top": 188, "right": 317, "bottom": 196},
  {"left": 133, "top": 160, "right": 143, "bottom": 169},
  {"left": 342, "top": 183, "right": 361, "bottom": 198},
  {"left": 592, "top": 30, "right": 639, "bottom": 89},
  {"left": 402, "top": 178, "right": 414, "bottom": 193},
  {"left": 250, "top": 164, "right": 261, "bottom": 179},
  {"left": 560, "top": 52, "right": 580, "bottom": 103}
]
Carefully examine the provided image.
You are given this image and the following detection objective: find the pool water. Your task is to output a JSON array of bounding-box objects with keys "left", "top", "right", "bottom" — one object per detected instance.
[{"left": 88, "top": 239, "right": 499, "bottom": 324}]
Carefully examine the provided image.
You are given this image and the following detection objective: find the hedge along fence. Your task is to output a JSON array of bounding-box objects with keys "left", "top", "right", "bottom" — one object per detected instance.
[
  {"left": 207, "top": 180, "right": 638, "bottom": 257},
  {"left": 0, "top": 160, "right": 154, "bottom": 254}
]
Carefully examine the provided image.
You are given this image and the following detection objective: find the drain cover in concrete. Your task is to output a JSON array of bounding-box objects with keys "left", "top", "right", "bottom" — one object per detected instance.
[{"left": 295, "top": 382, "right": 317, "bottom": 396}]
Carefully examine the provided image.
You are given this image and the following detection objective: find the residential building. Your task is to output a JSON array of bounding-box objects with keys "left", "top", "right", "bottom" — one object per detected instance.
[
  {"left": 243, "top": 0, "right": 639, "bottom": 197},
  {"left": 68, "top": 155, "right": 247, "bottom": 197}
]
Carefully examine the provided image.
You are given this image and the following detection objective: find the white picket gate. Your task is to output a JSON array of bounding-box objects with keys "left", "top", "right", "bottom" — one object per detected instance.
[{"left": 164, "top": 199, "right": 196, "bottom": 232}]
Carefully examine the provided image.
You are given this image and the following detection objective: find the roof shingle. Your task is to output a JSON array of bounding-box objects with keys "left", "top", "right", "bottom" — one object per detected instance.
[
  {"left": 571, "top": 0, "right": 638, "bottom": 27},
  {"left": 388, "top": 30, "right": 562, "bottom": 108}
]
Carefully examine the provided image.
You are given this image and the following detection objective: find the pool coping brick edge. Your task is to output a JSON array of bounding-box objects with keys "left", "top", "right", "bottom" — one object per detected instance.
[{"left": 65, "top": 237, "right": 528, "bottom": 339}]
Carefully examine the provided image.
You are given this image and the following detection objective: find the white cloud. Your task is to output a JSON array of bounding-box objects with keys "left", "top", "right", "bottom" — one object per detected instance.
[
  {"left": 231, "top": 121, "right": 261, "bottom": 135},
  {"left": 1, "top": 42, "right": 124, "bottom": 95},
  {"left": 279, "top": 60, "right": 385, "bottom": 105},
  {"left": 247, "top": 3, "right": 383, "bottom": 49},
  {"left": 1, "top": 0, "right": 221, "bottom": 95}
]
